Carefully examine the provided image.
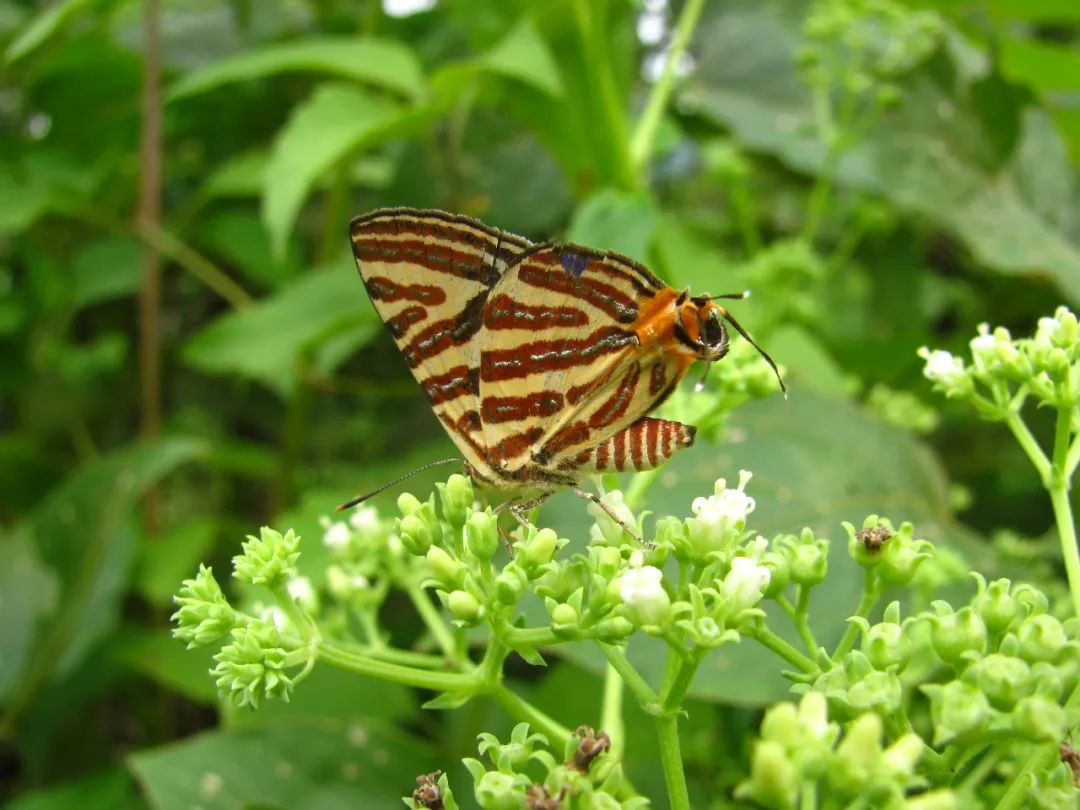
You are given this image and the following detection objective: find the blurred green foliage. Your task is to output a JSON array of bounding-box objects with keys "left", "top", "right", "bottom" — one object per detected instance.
[{"left": 1, "top": 0, "right": 1078, "bottom": 807}]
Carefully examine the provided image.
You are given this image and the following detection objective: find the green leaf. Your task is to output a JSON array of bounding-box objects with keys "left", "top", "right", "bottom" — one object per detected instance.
[
  {"left": 999, "top": 35, "right": 1080, "bottom": 93},
  {"left": 0, "top": 529, "right": 60, "bottom": 700},
  {"left": 481, "top": 17, "right": 564, "bottom": 97},
  {"left": 133, "top": 518, "right": 218, "bottom": 607},
  {"left": 566, "top": 189, "right": 659, "bottom": 263},
  {"left": 0, "top": 167, "right": 50, "bottom": 236},
  {"left": 261, "top": 84, "right": 403, "bottom": 262},
  {"left": 682, "top": 1, "right": 1080, "bottom": 304},
  {"left": 10, "top": 439, "right": 204, "bottom": 698},
  {"left": 112, "top": 629, "right": 218, "bottom": 706},
  {"left": 181, "top": 257, "right": 379, "bottom": 394},
  {"left": 168, "top": 37, "right": 425, "bottom": 102},
  {"left": 129, "top": 719, "right": 439, "bottom": 810},
  {"left": 70, "top": 238, "right": 142, "bottom": 309},
  {"left": 542, "top": 392, "right": 994, "bottom": 704},
  {"left": 3, "top": 0, "right": 99, "bottom": 65},
  {"left": 5, "top": 767, "right": 139, "bottom": 810}
]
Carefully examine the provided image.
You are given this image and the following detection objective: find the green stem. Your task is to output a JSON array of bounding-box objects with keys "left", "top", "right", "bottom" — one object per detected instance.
[
  {"left": 502, "top": 626, "right": 561, "bottom": 647},
  {"left": 407, "top": 584, "right": 464, "bottom": 667},
  {"left": 656, "top": 715, "right": 691, "bottom": 810},
  {"left": 601, "top": 662, "right": 626, "bottom": 760},
  {"left": 489, "top": 683, "right": 572, "bottom": 748},
  {"left": 1065, "top": 429, "right": 1080, "bottom": 478},
  {"left": 792, "top": 586, "right": 819, "bottom": 658},
  {"left": 624, "top": 468, "right": 661, "bottom": 511},
  {"left": 831, "top": 570, "right": 881, "bottom": 660},
  {"left": 598, "top": 643, "right": 660, "bottom": 709},
  {"left": 318, "top": 641, "right": 476, "bottom": 692},
  {"left": 629, "top": 0, "right": 707, "bottom": 169},
  {"left": 799, "top": 779, "right": 817, "bottom": 810},
  {"left": 660, "top": 649, "right": 704, "bottom": 712},
  {"left": 1005, "top": 410, "right": 1052, "bottom": 485},
  {"left": 1049, "top": 482, "right": 1080, "bottom": 619},
  {"left": 744, "top": 624, "right": 818, "bottom": 674}
]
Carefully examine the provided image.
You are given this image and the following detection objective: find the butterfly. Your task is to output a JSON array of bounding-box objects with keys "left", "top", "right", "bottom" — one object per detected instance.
[{"left": 342, "top": 208, "right": 782, "bottom": 539}]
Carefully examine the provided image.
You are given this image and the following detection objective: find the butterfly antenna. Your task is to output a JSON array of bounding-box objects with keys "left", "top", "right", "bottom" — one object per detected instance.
[
  {"left": 336, "top": 458, "right": 463, "bottom": 512},
  {"left": 717, "top": 308, "right": 787, "bottom": 396},
  {"left": 706, "top": 290, "right": 751, "bottom": 301}
]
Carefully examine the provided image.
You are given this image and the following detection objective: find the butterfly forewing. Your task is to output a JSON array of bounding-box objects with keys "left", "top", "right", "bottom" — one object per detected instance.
[
  {"left": 477, "top": 245, "right": 692, "bottom": 481},
  {"left": 350, "top": 209, "right": 532, "bottom": 476}
]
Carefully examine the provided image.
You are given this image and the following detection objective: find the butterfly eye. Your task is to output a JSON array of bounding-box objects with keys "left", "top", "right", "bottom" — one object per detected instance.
[{"left": 701, "top": 310, "right": 726, "bottom": 349}]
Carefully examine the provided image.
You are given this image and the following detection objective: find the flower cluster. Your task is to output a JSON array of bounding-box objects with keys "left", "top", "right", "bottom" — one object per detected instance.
[
  {"left": 416, "top": 723, "right": 642, "bottom": 810},
  {"left": 736, "top": 692, "right": 954, "bottom": 810}
]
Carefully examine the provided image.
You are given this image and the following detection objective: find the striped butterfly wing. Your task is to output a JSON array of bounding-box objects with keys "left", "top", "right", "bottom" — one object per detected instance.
[
  {"left": 477, "top": 244, "right": 694, "bottom": 482},
  {"left": 350, "top": 208, "right": 532, "bottom": 477}
]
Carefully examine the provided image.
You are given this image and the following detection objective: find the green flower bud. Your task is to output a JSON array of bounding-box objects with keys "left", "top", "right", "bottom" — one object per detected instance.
[
  {"left": 465, "top": 509, "right": 499, "bottom": 561},
  {"left": 171, "top": 565, "right": 240, "bottom": 648},
  {"left": 550, "top": 603, "right": 579, "bottom": 638},
  {"left": 399, "top": 513, "right": 434, "bottom": 556},
  {"left": 760, "top": 549, "right": 790, "bottom": 598},
  {"left": 493, "top": 562, "right": 528, "bottom": 606},
  {"left": 1017, "top": 614, "right": 1068, "bottom": 663},
  {"left": 523, "top": 528, "right": 560, "bottom": 568},
  {"left": 397, "top": 492, "right": 423, "bottom": 517},
  {"left": 232, "top": 527, "right": 301, "bottom": 589},
  {"left": 426, "top": 545, "right": 464, "bottom": 589},
  {"left": 830, "top": 713, "right": 883, "bottom": 792},
  {"left": 593, "top": 616, "right": 634, "bottom": 641},
  {"left": 856, "top": 603, "right": 911, "bottom": 671},
  {"left": 971, "top": 575, "right": 1025, "bottom": 635},
  {"left": 653, "top": 516, "right": 686, "bottom": 557},
  {"left": 734, "top": 740, "right": 798, "bottom": 810},
  {"left": 878, "top": 521, "right": 932, "bottom": 586},
  {"left": 436, "top": 474, "right": 473, "bottom": 529},
  {"left": 904, "top": 790, "right": 958, "bottom": 810},
  {"left": 211, "top": 620, "right": 300, "bottom": 708},
  {"left": 1011, "top": 695, "right": 1067, "bottom": 743},
  {"left": 447, "top": 589, "right": 481, "bottom": 624},
  {"left": 589, "top": 545, "right": 624, "bottom": 580},
  {"left": 844, "top": 517, "right": 893, "bottom": 568},
  {"left": 922, "top": 681, "right": 990, "bottom": 745},
  {"left": 844, "top": 658, "right": 903, "bottom": 714},
  {"left": 929, "top": 604, "right": 986, "bottom": 666},
  {"left": 778, "top": 528, "right": 829, "bottom": 586},
  {"left": 474, "top": 771, "right": 523, "bottom": 810},
  {"left": 965, "top": 653, "right": 1031, "bottom": 710},
  {"left": 882, "top": 733, "right": 925, "bottom": 778}
]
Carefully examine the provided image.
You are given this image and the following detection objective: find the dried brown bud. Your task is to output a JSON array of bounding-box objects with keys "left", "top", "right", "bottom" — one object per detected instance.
[
  {"left": 856, "top": 524, "right": 893, "bottom": 553},
  {"left": 525, "top": 784, "right": 565, "bottom": 809},
  {"left": 569, "top": 725, "right": 611, "bottom": 773},
  {"left": 412, "top": 770, "right": 444, "bottom": 809},
  {"left": 1061, "top": 741, "right": 1080, "bottom": 785}
]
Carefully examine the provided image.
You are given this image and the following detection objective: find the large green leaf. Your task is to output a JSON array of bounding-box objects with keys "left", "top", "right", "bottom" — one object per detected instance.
[
  {"left": 566, "top": 189, "right": 658, "bottom": 263},
  {"left": 681, "top": 1, "right": 1080, "bottom": 304},
  {"left": 6, "top": 766, "right": 140, "bottom": 810},
  {"left": 4, "top": 439, "right": 204, "bottom": 704},
  {"left": 481, "top": 17, "right": 564, "bottom": 97},
  {"left": 262, "top": 84, "right": 404, "bottom": 261},
  {"left": 181, "top": 258, "right": 379, "bottom": 394},
  {"left": 129, "top": 719, "right": 438, "bottom": 810},
  {"left": 168, "top": 37, "right": 425, "bottom": 101},
  {"left": 541, "top": 392, "right": 992, "bottom": 704},
  {"left": 3, "top": 0, "right": 99, "bottom": 65}
]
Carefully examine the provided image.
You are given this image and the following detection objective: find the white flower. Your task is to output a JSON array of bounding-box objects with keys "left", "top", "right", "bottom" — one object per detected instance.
[
  {"left": 287, "top": 576, "right": 317, "bottom": 611},
  {"left": 619, "top": 565, "right": 671, "bottom": 626},
  {"left": 587, "top": 491, "right": 637, "bottom": 545},
  {"left": 919, "top": 349, "right": 965, "bottom": 387},
  {"left": 687, "top": 470, "right": 756, "bottom": 551},
  {"left": 347, "top": 505, "right": 380, "bottom": 535},
  {"left": 321, "top": 518, "right": 352, "bottom": 551},
  {"left": 717, "top": 555, "right": 771, "bottom": 613}
]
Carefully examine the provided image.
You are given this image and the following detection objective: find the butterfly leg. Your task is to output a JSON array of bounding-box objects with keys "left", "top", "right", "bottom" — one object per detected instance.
[
  {"left": 572, "top": 487, "right": 650, "bottom": 548},
  {"left": 493, "top": 494, "right": 551, "bottom": 553}
]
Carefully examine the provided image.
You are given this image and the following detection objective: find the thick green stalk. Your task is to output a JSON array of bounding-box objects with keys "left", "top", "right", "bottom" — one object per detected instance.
[
  {"left": 406, "top": 583, "right": 464, "bottom": 667},
  {"left": 489, "top": 684, "right": 571, "bottom": 748},
  {"left": 831, "top": 570, "right": 881, "bottom": 660},
  {"left": 744, "top": 624, "right": 818, "bottom": 674},
  {"left": 629, "top": 0, "right": 707, "bottom": 169},
  {"left": 601, "top": 663, "right": 626, "bottom": 760},
  {"left": 656, "top": 715, "right": 691, "bottom": 810},
  {"left": 318, "top": 641, "right": 475, "bottom": 692}
]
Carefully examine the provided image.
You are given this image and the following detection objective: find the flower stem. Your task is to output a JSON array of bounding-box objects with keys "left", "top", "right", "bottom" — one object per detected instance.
[
  {"left": 655, "top": 715, "right": 691, "bottom": 810},
  {"left": 601, "top": 662, "right": 626, "bottom": 761},
  {"left": 406, "top": 583, "right": 463, "bottom": 667},
  {"left": 489, "top": 683, "right": 571, "bottom": 748},
  {"left": 831, "top": 570, "right": 881, "bottom": 660},
  {"left": 1049, "top": 482, "right": 1080, "bottom": 618},
  {"left": 1005, "top": 410, "right": 1052, "bottom": 484},
  {"left": 598, "top": 643, "right": 660, "bottom": 709},
  {"left": 744, "top": 624, "right": 818, "bottom": 674},
  {"left": 629, "top": 0, "right": 707, "bottom": 170},
  {"left": 318, "top": 641, "right": 476, "bottom": 692}
]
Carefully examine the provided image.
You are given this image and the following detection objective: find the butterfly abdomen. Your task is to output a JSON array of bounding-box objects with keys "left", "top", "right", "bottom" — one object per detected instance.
[{"left": 576, "top": 418, "right": 696, "bottom": 474}]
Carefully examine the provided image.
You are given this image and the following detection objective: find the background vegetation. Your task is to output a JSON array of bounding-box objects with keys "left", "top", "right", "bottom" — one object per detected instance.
[{"left": 2, "top": 0, "right": 1079, "bottom": 807}]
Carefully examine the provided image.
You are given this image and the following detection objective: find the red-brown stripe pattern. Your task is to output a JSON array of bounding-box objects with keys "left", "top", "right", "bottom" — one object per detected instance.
[
  {"left": 583, "top": 418, "right": 695, "bottom": 473},
  {"left": 483, "top": 294, "right": 590, "bottom": 330},
  {"left": 481, "top": 391, "right": 564, "bottom": 424},
  {"left": 480, "top": 326, "right": 637, "bottom": 382}
]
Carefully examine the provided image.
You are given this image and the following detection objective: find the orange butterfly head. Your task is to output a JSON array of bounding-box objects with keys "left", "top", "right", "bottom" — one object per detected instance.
[{"left": 678, "top": 294, "right": 731, "bottom": 363}]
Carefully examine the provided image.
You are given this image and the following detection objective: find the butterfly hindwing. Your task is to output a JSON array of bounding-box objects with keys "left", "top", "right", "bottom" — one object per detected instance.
[
  {"left": 350, "top": 208, "right": 532, "bottom": 476},
  {"left": 476, "top": 244, "right": 691, "bottom": 482}
]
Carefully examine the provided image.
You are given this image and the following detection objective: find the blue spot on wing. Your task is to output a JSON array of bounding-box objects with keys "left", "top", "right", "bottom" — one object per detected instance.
[{"left": 560, "top": 251, "right": 589, "bottom": 278}]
